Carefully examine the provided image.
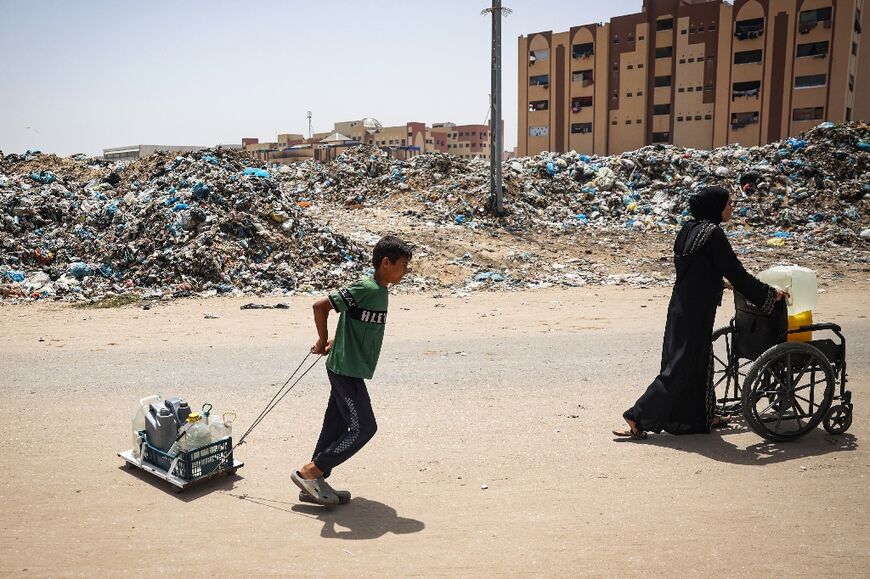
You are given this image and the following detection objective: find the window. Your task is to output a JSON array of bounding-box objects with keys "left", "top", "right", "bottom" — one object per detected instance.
[
  {"left": 572, "top": 69, "right": 594, "bottom": 84},
  {"left": 689, "top": 27, "right": 696, "bottom": 34},
  {"left": 530, "top": 74, "right": 550, "bottom": 87},
  {"left": 679, "top": 58, "right": 686, "bottom": 64},
  {"left": 709, "top": 23, "right": 717, "bottom": 31},
  {"left": 654, "top": 75, "right": 672, "bottom": 87},
  {"left": 792, "top": 106, "right": 824, "bottom": 121},
  {"left": 705, "top": 84, "right": 713, "bottom": 91},
  {"left": 732, "top": 80, "right": 761, "bottom": 98},
  {"left": 678, "top": 87, "right": 685, "bottom": 93},
  {"left": 572, "top": 42, "right": 594, "bottom": 59},
  {"left": 688, "top": 57, "right": 695, "bottom": 63},
  {"left": 637, "top": 90, "right": 643, "bottom": 96},
  {"left": 696, "top": 86, "right": 702, "bottom": 92},
  {"left": 656, "top": 46, "right": 673, "bottom": 59},
  {"left": 636, "top": 119, "right": 642, "bottom": 124},
  {"left": 656, "top": 18, "right": 673, "bottom": 31},
  {"left": 613, "top": 35, "right": 620, "bottom": 44},
  {"left": 850, "top": 74, "right": 855, "bottom": 91},
  {"left": 625, "top": 119, "right": 632, "bottom": 125},
  {"left": 654, "top": 103, "right": 671, "bottom": 115},
  {"left": 571, "top": 96, "right": 593, "bottom": 112},
  {"left": 627, "top": 64, "right": 634, "bottom": 70},
  {"left": 638, "top": 35, "right": 645, "bottom": 41},
  {"left": 854, "top": 42, "right": 859, "bottom": 56},
  {"left": 796, "top": 41, "right": 829, "bottom": 58},
  {"left": 529, "top": 100, "right": 549, "bottom": 111},
  {"left": 731, "top": 111, "right": 759, "bottom": 128},
  {"left": 677, "top": 116, "right": 684, "bottom": 122},
  {"left": 734, "top": 49, "right": 763, "bottom": 64},
  {"left": 638, "top": 63, "right": 644, "bottom": 69},
  {"left": 735, "top": 17, "right": 764, "bottom": 39},
  {"left": 694, "top": 115, "right": 702, "bottom": 121},
  {"left": 704, "top": 114, "right": 712, "bottom": 120},
  {"left": 627, "top": 91, "right": 633, "bottom": 97},
  {"left": 799, "top": 7, "right": 832, "bottom": 34},
  {"left": 612, "top": 120, "right": 618, "bottom": 125},
  {"left": 571, "top": 122, "right": 593, "bottom": 134},
  {"left": 795, "top": 74, "right": 826, "bottom": 88},
  {"left": 529, "top": 126, "right": 549, "bottom": 137},
  {"left": 687, "top": 86, "right": 695, "bottom": 92},
  {"left": 529, "top": 49, "right": 549, "bottom": 63},
  {"left": 652, "top": 131, "right": 670, "bottom": 143},
  {"left": 628, "top": 32, "right": 634, "bottom": 41},
  {"left": 681, "top": 29, "right": 687, "bottom": 35}
]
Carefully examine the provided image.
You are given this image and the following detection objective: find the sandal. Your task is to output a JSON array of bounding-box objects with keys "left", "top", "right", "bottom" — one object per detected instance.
[
  {"left": 612, "top": 428, "right": 648, "bottom": 440},
  {"left": 711, "top": 415, "right": 732, "bottom": 429}
]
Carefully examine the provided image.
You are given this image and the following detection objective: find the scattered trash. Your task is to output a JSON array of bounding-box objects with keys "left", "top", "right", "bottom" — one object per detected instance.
[
  {"left": 240, "top": 303, "right": 290, "bottom": 310},
  {"left": 203, "top": 312, "right": 221, "bottom": 319}
]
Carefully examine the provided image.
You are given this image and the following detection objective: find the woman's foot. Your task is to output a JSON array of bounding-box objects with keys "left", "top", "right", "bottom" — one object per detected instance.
[
  {"left": 613, "top": 417, "right": 648, "bottom": 440},
  {"left": 711, "top": 415, "right": 732, "bottom": 429}
]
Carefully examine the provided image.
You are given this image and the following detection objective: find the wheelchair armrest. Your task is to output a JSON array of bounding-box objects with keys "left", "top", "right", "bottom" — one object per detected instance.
[{"left": 787, "top": 322, "right": 842, "bottom": 333}]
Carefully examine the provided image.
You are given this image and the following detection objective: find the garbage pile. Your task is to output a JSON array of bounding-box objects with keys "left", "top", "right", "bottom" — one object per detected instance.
[
  {"left": 283, "top": 122, "right": 869, "bottom": 246},
  {"left": 0, "top": 149, "right": 367, "bottom": 301},
  {"left": 1, "top": 121, "right": 867, "bottom": 302}
]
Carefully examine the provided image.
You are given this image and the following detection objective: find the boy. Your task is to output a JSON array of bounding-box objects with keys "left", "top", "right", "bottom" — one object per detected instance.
[{"left": 292, "top": 235, "right": 412, "bottom": 505}]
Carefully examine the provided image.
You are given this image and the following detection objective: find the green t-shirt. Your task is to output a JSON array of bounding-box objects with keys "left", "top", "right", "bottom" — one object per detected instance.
[{"left": 326, "top": 276, "right": 389, "bottom": 380}]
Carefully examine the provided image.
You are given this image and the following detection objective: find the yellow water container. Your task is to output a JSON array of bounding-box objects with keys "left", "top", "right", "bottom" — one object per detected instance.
[{"left": 788, "top": 310, "right": 813, "bottom": 342}]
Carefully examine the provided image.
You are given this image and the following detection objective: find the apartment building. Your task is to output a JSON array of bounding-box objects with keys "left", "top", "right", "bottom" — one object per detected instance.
[{"left": 518, "top": 0, "right": 867, "bottom": 156}]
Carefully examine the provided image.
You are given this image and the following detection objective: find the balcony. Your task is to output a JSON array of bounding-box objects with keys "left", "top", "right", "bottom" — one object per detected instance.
[
  {"left": 731, "top": 111, "right": 759, "bottom": 130},
  {"left": 529, "top": 74, "right": 550, "bottom": 89},
  {"left": 732, "top": 80, "right": 761, "bottom": 100},
  {"left": 571, "top": 96, "right": 593, "bottom": 113},
  {"left": 735, "top": 18, "right": 764, "bottom": 40},
  {"left": 572, "top": 69, "right": 594, "bottom": 86},
  {"left": 572, "top": 42, "right": 594, "bottom": 60},
  {"left": 799, "top": 7, "right": 832, "bottom": 34}
]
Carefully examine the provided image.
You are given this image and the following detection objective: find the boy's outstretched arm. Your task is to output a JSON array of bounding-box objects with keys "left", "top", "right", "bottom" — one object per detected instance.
[{"left": 310, "top": 296, "right": 333, "bottom": 355}]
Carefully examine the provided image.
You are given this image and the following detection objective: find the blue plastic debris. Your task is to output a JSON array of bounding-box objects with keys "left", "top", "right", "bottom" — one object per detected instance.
[
  {"left": 857, "top": 141, "right": 870, "bottom": 152},
  {"left": 192, "top": 182, "right": 210, "bottom": 199},
  {"left": 2, "top": 270, "right": 25, "bottom": 282},
  {"left": 243, "top": 167, "right": 270, "bottom": 178},
  {"left": 771, "top": 231, "right": 793, "bottom": 239},
  {"left": 546, "top": 161, "right": 557, "bottom": 176},
  {"left": 30, "top": 171, "right": 56, "bottom": 184},
  {"left": 68, "top": 262, "right": 94, "bottom": 280},
  {"left": 474, "top": 271, "right": 506, "bottom": 282},
  {"left": 202, "top": 155, "right": 219, "bottom": 165},
  {"left": 454, "top": 215, "right": 466, "bottom": 225},
  {"left": 786, "top": 138, "right": 806, "bottom": 150},
  {"left": 172, "top": 203, "right": 190, "bottom": 212}
]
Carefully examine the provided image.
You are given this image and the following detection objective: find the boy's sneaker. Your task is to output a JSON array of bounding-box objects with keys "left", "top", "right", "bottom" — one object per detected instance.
[{"left": 291, "top": 471, "right": 339, "bottom": 505}]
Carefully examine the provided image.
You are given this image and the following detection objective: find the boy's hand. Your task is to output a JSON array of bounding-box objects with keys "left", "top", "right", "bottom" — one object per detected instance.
[{"left": 311, "top": 338, "right": 333, "bottom": 356}]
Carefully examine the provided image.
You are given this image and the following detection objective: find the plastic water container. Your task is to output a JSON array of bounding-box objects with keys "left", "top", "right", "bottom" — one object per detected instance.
[
  {"left": 180, "top": 413, "right": 212, "bottom": 453},
  {"left": 758, "top": 266, "right": 817, "bottom": 342},
  {"left": 145, "top": 403, "right": 177, "bottom": 452},
  {"left": 132, "top": 394, "right": 161, "bottom": 458},
  {"left": 209, "top": 412, "right": 236, "bottom": 442},
  {"left": 757, "top": 266, "right": 817, "bottom": 315},
  {"left": 164, "top": 397, "right": 192, "bottom": 426},
  {"left": 788, "top": 310, "right": 814, "bottom": 342}
]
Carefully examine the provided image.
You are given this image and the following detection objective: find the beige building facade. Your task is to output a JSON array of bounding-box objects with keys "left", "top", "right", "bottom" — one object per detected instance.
[{"left": 518, "top": 0, "right": 867, "bottom": 156}]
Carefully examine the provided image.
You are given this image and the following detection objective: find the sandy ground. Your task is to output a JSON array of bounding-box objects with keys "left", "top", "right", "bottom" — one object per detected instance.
[{"left": 0, "top": 285, "right": 868, "bottom": 577}]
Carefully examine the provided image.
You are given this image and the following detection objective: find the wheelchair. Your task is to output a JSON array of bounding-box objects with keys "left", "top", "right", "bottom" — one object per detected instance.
[{"left": 711, "top": 292, "right": 854, "bottom": 442}]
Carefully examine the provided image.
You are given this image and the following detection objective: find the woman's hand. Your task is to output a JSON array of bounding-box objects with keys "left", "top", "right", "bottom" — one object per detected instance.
[{"left": 774, "top": 289, "right": 790, "bottom": 302}]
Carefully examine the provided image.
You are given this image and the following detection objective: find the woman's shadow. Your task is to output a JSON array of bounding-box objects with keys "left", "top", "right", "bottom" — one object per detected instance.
[
  {"left": 620, "top": 419, "right": 858, "bottom": 466},
  {"left": 291, "top": 497, "right": 425, "bottom": 540}
]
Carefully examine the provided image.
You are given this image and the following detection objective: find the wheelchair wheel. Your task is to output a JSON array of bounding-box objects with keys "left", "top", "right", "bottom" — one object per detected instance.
[
  {"left": 823, "top": 405, "right": 853, "bottom": 435},
  {"left": 711, "top": 326, "right": 750, "bottom": 416},
  {"left": 742, "top": 342, "right": 834, "bottom": 442}
]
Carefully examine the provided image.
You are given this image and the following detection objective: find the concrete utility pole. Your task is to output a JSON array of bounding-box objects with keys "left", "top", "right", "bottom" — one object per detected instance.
[{"left": 482, "top": 1, "right": 511, "bottom": 216}]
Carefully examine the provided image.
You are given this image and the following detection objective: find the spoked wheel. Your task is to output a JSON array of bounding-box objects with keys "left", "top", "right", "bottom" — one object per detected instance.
[
  {"left": 711, "top": 326, "right": 751, "bottom": 416},
  {"left": 742, "top": 342, "right": 834, "bottom": 442},
  {"left": 823, "top": 404, "right": 853, "bottom": 435}
]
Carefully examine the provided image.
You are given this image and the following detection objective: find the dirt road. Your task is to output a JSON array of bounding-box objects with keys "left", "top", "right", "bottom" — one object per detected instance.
[{"left": 1, "top": 286, "right": 867, "bottom": 577}]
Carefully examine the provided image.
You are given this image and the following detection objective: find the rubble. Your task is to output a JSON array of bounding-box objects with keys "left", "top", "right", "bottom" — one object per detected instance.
[{"left": 1, "top": 122, "right": 868, "bottom": 302}]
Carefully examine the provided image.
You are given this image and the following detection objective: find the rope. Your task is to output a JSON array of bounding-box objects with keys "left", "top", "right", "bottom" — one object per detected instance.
[{"left": 217, "top": 352, "right": 323, "bottom": 467}]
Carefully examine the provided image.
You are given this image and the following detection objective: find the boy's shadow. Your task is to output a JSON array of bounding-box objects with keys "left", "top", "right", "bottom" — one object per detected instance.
[{"left": 292, "top": 497, "right": 425, "bottom": 540}]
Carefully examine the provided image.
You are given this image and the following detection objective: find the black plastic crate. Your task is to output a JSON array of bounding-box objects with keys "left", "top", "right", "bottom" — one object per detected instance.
[{"left": 140, "top": 432, "right": 233, "bottom": 481}]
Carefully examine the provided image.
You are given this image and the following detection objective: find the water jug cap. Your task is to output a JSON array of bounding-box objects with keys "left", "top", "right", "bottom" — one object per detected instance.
[
  {"left": 186, "top": 412, "right": 202, "bottom": 423},
  {"left": 158, "top": 407, "right": 172, "bottom": 417},
  {"left": 179, "top": 401, "right": 190, "bottom": 409}
]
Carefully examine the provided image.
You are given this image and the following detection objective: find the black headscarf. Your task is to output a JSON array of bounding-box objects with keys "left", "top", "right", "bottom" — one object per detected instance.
[
  {"left": 688, "top": 186, "right": 730, "bottom": 224},
  {"left": 674, "top": 186, "right": 730, "bottom": 257}
]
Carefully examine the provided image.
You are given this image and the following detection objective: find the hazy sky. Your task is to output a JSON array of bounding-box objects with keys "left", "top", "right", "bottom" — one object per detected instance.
[{"left": 0, "top": 0, "right": 639, "bottom": 156}]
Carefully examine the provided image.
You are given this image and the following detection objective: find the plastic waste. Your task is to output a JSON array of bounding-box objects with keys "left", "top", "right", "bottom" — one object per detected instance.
[{"left": 132, "top": 393, "right": 162, "bottom": 458}]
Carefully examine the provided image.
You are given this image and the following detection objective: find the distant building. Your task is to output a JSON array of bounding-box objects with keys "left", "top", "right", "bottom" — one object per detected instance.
[
  {"left": 243, "top": 119, "right": 503, "bottom": 164},
  {"left": 518, "top": 0, "right": 868, "bottom": 156},
  {"left": 102, "top": 144, "right": 241, "bottom": 161}
]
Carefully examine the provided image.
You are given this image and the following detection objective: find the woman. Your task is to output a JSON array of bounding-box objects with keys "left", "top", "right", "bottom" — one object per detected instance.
[{"left": 615, "top": 186, "right": 787, "bottom": 439}]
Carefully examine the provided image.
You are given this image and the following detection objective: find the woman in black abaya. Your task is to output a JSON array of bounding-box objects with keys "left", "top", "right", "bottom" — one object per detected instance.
[{"left": 615, "top": 186, "right": 787, "bottom": 439}]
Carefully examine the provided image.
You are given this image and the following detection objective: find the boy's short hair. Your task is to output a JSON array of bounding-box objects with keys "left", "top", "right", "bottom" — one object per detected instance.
[{"left": 372, "top": 235, "right": 412, "bottom": 269}]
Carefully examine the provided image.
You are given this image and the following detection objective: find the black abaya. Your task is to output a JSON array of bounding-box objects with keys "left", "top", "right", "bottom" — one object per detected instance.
[{"left": 624, "top": 221, "right": 776, "bottom": 434}]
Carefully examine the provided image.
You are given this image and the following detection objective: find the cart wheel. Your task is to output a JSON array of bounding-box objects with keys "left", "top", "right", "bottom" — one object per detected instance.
[
  {"left": 742, "top": 342, "right": 834, "bottom": 442},
  {"left": 823, "top": 404, "right": 852, "bottom": 435},
  {"left": 712, "top": 326, "right": 748, "bottom": 416}
]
